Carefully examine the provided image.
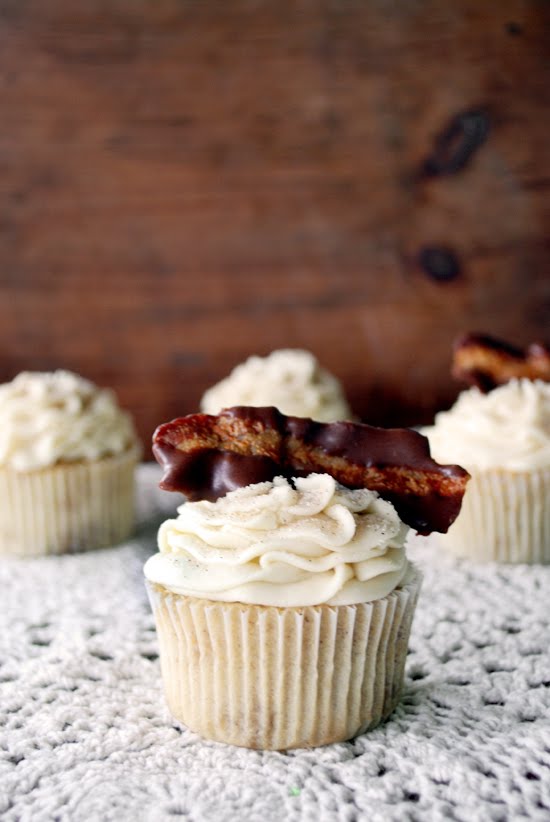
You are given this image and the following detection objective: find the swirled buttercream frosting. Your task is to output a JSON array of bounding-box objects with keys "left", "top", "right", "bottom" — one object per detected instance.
[
  {"left": 144, "top": 473, "right": 409, "bottom": 606},
  {"left": 423, "top": 379, "right": 550, "bottom": 471},
  {"left": 0, "top": 370, "right": 138, "bottom": 471},
  {"left": 200, "top": 349, "right": 351, "bottom": 422}
]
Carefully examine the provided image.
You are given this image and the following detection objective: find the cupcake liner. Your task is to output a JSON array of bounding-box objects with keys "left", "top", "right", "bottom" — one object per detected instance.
[
  {"left": 146, "top": 566, "right": 421, "bottom": 750},
  {"left": 441, "top": 466, "right": 550, "bottom": 563},
  {"left": 0, "top": 445, "right": 140, "bottom": 556}
]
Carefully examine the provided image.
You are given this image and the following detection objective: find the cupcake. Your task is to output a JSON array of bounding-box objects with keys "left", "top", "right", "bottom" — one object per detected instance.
[
  {"left": 423, "top": 333, "right": 550, "bottom": 563},
  {"left": 200, "top": 349, "right": 352, "bottom": 422},
  {"left": 145, "top": 407, "right": 468, "bottom": 749},
  {"left": 0, "top": 370, "right": 141, "bottom": 556}
]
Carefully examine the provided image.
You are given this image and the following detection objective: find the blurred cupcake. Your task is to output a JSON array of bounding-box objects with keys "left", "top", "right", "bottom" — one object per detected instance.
[
  {"left": 0, "top": 370, "right": 141, "bottom": 556},
  {"left": 201, "top": 349, "right": 352, "bottom": 421},
  {"left": 424, "top": 378, "right": 550, "bottom": 563},
  {"left": 145, "top": 407, "right": 468, "bottom": 749}
]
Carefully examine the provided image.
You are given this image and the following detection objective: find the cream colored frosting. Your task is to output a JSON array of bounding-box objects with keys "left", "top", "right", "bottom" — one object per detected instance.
[
  {"left": 144, "top": 473, "right": 409, "bottom": 607},
  {"left": 0, "top": 370, "right": 138, "bottom": 471},
  {"left": 200, "top": 349, "right": 351, "bottom": 422},
  {"left": 423, "top": 379, "right": 550, "bottom": 472}
]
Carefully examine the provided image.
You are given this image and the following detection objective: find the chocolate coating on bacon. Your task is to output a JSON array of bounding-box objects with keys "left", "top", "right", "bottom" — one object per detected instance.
[
  {"left": 153, "top": 407, "right": 469, "bottom": 535},
  {"left": 453, "top": 332, "right": 550, "bottom": 392}
]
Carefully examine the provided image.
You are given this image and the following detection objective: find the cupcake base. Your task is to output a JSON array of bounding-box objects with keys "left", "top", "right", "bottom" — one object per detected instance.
[
  {"left": 0, "top": 445, "right": 140, "bottom": 557},
  {"left": 441, "top": 467, "right": 550, "bottom": 563},
  {"left": 146, "top": 566, "right": 421, "bottom": 750}
]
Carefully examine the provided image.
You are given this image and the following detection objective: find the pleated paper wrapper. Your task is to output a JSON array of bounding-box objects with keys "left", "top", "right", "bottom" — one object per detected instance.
[
  {"left": 147, "top": 566, "right": 421, "bottom": 750},
  {"left": 0, "top": 445, "right": 140, "bottom": 556},
  {"left": 440, "top": 467, "right": 550, "bottom": 563}
]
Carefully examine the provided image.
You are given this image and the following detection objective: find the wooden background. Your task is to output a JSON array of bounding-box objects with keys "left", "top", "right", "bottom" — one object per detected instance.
[{"left": 0, "top": 0, "right": 548, "bottom": 453}]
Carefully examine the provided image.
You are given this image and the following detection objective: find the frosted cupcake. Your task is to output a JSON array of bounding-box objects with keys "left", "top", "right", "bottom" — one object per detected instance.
[
  {"left": 424, "top": 378, "right": 550, "bottom": 563},
  {"left": 0, "top": 370, "right": 141, "bottom": 556},
  {"left": 145, "top": 407, "right": 468, "bottom": 749},
  {"left": 201, "top": 349, "right": 352, "bottom": 421}
]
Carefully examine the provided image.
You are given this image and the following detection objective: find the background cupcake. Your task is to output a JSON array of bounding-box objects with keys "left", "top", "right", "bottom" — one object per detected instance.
[
  {"left": 423, "top": 378, "right": 550, "bottom": 563},
  {"left": 0, "top": 370, "right": 141, "bottom": 556},
  {"left": 200, "top": 348, "right": 352, "bottom": 422}
]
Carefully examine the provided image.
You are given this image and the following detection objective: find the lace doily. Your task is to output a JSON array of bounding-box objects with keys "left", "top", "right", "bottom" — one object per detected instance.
[{"left": 1, "top": 464, "right": 549, "bottom": 821}]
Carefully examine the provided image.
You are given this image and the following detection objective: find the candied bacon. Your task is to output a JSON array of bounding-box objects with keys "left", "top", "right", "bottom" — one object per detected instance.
[
  {"left": 153, "top": 406, "right": 469, "bottom": 535},
  {"left": 452, "top": 333, "right": 550, "bottom": 392}
]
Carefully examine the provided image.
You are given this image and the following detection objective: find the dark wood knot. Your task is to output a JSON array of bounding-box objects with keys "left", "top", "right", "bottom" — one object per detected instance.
[
  {"left": 422, "top": 110, "right": 490, "bottom": 177},
  {"left": 418, "top": 246, "right": 461, "bottom": 282}
]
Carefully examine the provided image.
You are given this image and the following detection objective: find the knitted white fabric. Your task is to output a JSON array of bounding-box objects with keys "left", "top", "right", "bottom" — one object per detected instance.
[{"left": 1, "top": 464, "right": 549, "bottom": 822}]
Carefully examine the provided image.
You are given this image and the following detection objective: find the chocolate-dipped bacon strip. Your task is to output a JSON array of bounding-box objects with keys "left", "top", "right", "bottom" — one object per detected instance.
[
  {"left": 453, "top": 332, "right": 550, "bottom": 392},
  {"left": 153, "top": 406, "right": 469, "bottom": 535}
]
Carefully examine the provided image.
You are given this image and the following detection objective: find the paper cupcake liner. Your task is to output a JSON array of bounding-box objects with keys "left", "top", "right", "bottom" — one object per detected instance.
[
  {"left": 0, "top": 445, "right": 140, "bottom": 556},
  {"left": 146, "top": 566, "right": 421, "bottom": 750},
  {"left": 441, "top": 466, "right": 550, "bottom": 563}
]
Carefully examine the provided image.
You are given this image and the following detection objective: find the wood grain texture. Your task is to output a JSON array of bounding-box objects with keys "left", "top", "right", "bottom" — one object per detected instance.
[{"left": 0, "top": 0, "right": 548, "bottom": 452}]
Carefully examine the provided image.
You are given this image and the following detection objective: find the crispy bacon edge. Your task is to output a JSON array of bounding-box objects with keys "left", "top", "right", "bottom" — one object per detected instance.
[{"left": 452, "top": 332, "right": 550, "bottom": 392}]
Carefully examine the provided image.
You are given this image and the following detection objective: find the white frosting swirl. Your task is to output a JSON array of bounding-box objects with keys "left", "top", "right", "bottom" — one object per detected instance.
[
  {"left": 0, "top": 370, "right": 139, "bottom": 471},
  {"left": 200, "top": 349, "right": 351, "bottom": 422},
  {"left": 144, "top": 474, "right": 409, "bottom": 607},
  {"left": 423, "top": 379, "right": 550, "bottom": 471}
]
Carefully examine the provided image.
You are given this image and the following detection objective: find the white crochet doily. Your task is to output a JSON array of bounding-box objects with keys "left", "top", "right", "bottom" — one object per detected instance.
[{"left": 1, "top": 464, "right": 549, "bottom": 821}]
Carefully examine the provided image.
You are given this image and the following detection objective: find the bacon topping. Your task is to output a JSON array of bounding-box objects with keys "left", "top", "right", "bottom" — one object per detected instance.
[
  {"left": 453, "top": 333, "right": 550, "bottom": 392},
  {"left": 153, "top": 406, "right": 469, "bottom": 535}
]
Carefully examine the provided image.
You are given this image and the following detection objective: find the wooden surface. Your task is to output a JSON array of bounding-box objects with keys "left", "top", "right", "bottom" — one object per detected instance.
[{"left": 0, "top": 0, "right": 548, "bottom": 453}]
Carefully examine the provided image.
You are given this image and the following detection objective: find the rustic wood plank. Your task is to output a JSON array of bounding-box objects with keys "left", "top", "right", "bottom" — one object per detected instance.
[{"left": 0, "top": 0, "right": 548, "bottom": 450}]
